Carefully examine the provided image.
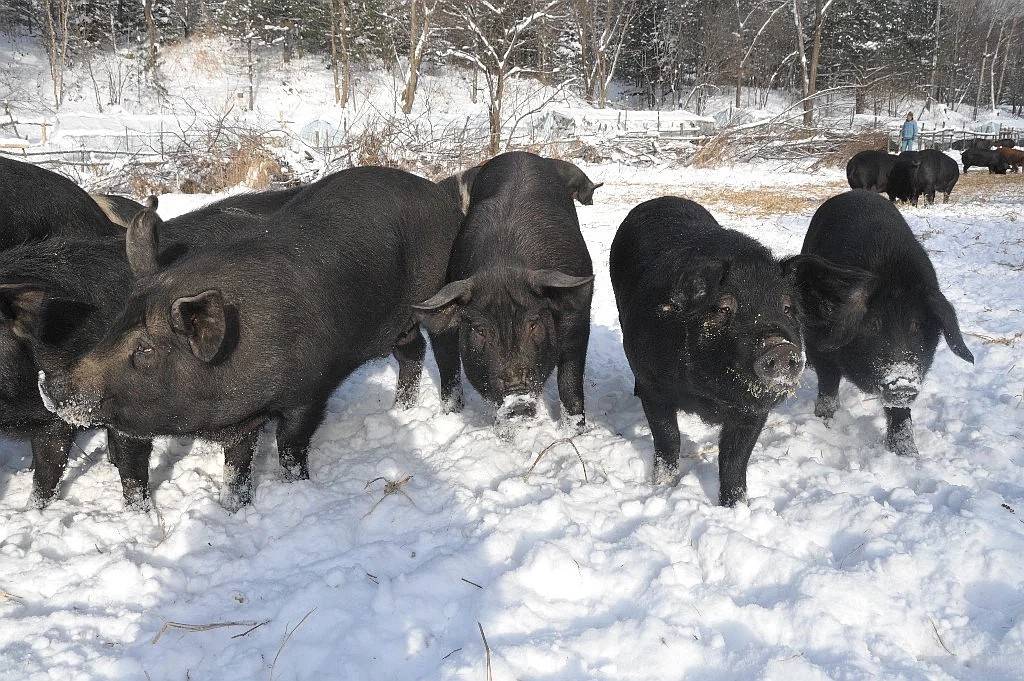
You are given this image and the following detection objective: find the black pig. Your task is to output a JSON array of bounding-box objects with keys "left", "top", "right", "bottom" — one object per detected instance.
[
  {"left": 549, "top": 159, "right": 603, "bottom": 205},
  {"left": 0, "top": 237, "right": 153, "bottom": 508},
  {"left": 846, "top": 150, "right": 897, "bottom": 195},
  {"left": 888, "top": 150, "right": 959, "bottom": 205},
  {"left": 41, "top": 167, "right": 462, "bottom": 510},
  {"left": 1, "top": 156, "right": 122, "bottom": 247},
  {"left": 795, "top": 190, "right": 974, "bottom": 456},
  {"left": 961, "top": 148, "right": 1008, "bottom": 174},
  {"left": 415, "top": 151, "right": 593, "bottom": 427},
  {"left": 610, "top": 196, "right": 845, "bottom": 506},
  {"left": 437, "top": 157, "right": 601, "bottom": 215}
]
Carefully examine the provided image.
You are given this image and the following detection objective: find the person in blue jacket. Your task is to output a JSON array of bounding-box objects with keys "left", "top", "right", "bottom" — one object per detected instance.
[{"left": 900, "top": 112, "right": 918, "bottom": 151}]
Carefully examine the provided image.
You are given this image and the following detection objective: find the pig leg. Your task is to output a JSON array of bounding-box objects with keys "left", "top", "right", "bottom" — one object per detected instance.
[
  {"left": 638, "top": 386, "right": 680, "bottom": 480},
  {"left": 277, "top": 401, "right": 327, "bottom": 481},
  {"left": 221, "top": 427, "right": 261, "bottom": 511},
  {"left": 428, "top": 328, "right": 464, "bottom": 413},
  {"left": 107, "top": 429, "right": 152, "bottom": 510},
  {"left": 813, "top": 362, "right": 842, "bottom": 421},
  {"left": 717, "top": 412, "right": 769, "bottom": 507},
  {"left": 884, "top": 407, "right": 918, "bottom": 456},
  {"left": 29, "top": 419, "right": 75, "bottom": 508},
  {"left": 393, "top": 325, "right": 426, "bottom": 409},
  {"left": 557, "top": 341, "right": 588, "bottom": 429}
]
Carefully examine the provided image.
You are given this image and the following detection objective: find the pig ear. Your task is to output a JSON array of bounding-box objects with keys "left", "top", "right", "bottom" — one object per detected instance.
[
  {"left": 782, "top": 254, "right": 877, "bottom": 350},
  {"left": 926, "top": 290, "right": 974, "bottom": 364},
  {"left": 0, "top": 283, "right": 93, "bottom": 344},
  {"left": 413, "top": 279, "right": 473, "bottom": 333},
  {"left": 126, "top": 196, "right": 161, "bottom": 277},
  {"left": 170, "top": 290, "right": 228, "bottom": 363},
  {"left": 526, "top": 269, "right": 594, "bottom": 311},
  {"left": 669, "top": 260, "right": 726, "bottom": 310}
]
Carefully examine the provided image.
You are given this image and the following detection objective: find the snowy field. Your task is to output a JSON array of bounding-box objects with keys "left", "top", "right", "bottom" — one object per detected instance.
[{"left": 1, "top": 166, "right": 1023, "bottom": 681}]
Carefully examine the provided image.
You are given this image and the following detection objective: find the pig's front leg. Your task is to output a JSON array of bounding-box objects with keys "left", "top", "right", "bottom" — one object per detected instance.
[
  {"left": 29, "top": 419, "right": 75, "bottom": 508},
  {"left": 637, "top": 384, "right": 680, "bottom": 481},
  {"left": 393, "top": 325, "right": 426, "bottom": 409},
  {"left": 277, "top": 400, "right": 328, "bottom": 481},
  {"left": 107, "top": 429, "right": 153, "bottom": 510},
  {"left": 884, "top": 407, "right": 918, "bottom": 456},
  {"left": 221, "top": 427, "right": 262, "bottom": 511},
  {"left": 717, "top": 411, "right": 768, "bottom": 507}
]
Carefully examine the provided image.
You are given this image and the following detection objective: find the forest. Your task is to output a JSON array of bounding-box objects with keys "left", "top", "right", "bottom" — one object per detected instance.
[{"left": 3, "top": 0, "right": 1023, "bottom": 123}]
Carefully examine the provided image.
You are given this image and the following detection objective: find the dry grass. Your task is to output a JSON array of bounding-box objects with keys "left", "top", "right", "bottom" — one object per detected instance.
[
  {"left": 954, "top": 171, "right": 1024, "bottom": 201},
  {"left": 695, "top": 185, "right": 844, "bottom": 215}
]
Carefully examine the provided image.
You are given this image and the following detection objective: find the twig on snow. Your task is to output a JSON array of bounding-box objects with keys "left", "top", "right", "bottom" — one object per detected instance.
[
  {"left": 231, "top": 619, "right": 272, "bottom": 639},
  {"left": 0, "top": 589, "right": 24, "bottom": 605},
  {"left": 930, "top": 618, "right": 956, "bottom": 656},
  {"left": 478, "top": 622, "right": 493, "bottom": 681},
  {"left": 461, "top": 577, "right": 484, "bottom": 589},
  {"left": 363, "top": 474, "right": 418, "bottom": 518},
  {"left": 270, "top": 608, "right": 317, "bottom": 680},
  {"left": 523, "top": 437, "right": 588, "bottom": 482},
  {"left": 151, "top": 619, "right": 264, "bottom": 645}
]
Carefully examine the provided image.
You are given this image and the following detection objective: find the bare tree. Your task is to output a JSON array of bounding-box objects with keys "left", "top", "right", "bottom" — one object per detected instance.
[
  {"left": 732, "top": 0, "right": 789, "bottom": 108},
  {"left": 571, "top": 0, "right": 637, "bottom": 108},
  {"left": 401, "top": 0, "right": 442, "bottom": 114},
  {"left": 327, "top": 0, "right": 351, "bottom": 106},
  {"left": 447, "top": 0, "right": 564, "bottom": 154},
  {"left": 792, "top": 0, "right": 835, "bottom": 125},
  {"left": 40, "top": 0, "right": 71, "bottom": 107}
]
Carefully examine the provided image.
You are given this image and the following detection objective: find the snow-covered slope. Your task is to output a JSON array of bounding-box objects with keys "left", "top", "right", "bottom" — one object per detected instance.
[{"left": 0, "top": 167, "right": 1022, "bottom": 680}]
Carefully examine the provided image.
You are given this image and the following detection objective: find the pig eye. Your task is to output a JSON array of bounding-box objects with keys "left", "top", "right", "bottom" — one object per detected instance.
[
  {"left": 527, "top": 318, "right": 542, "bottom": 335},
  {"left": 132, "top": 341, "right": 156, "bottom": 371},
  {"left": 713, "top": 294, "right": 737, "bottom": 321},
  {"left": 470, "top": 324, "right": 487, "bottom": 341},
  {"left": 782, "top": 296, "right": 794, "bottom": 315}
]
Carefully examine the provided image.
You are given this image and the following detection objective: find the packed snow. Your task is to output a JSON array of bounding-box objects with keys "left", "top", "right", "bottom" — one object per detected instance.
[{"left": 0, "top": 165, "right": 1022, "bottom": 681}]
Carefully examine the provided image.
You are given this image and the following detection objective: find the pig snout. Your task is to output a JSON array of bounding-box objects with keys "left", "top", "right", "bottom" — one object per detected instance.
[
  {"left": 498, "top": 366, "right": 533, "bottom": 396},
  {"left": 754, "top": 336, "right": 803, "bottom": 389},
  {"left": 37, "top": 369, "right": 103, "bottom": 428},
  {"left": 880, "top": 378, "right": 920, "bottom": 406}
]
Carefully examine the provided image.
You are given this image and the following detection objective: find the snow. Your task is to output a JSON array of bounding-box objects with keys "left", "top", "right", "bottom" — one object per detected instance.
[{"left": 1, "top": 166, "right": 1023, "bottom": 680}]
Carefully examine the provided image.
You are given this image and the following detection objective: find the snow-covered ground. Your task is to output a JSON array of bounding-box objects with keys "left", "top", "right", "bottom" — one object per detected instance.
[{"left": 0, "top": 165, "right": 1022, "bottom": 680}]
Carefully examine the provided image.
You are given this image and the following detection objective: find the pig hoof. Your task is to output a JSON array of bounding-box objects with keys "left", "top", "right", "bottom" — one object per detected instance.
[
  {"left": 122, "top": 481, "right": 150, "bottom": 511},
  {"left": 651, "top": 456, "right": 679, "bottom": 486},
  {"left": 719, "top": 488, "right": 747, "bottom": 507},
  {"left": 814, "top": 394, "right": 838, "bottom": 421},
  {"left": 220, "top": 482, "right": 253, "bottom": 512},
  {"left": 885, "top": 423, "right": 919, "bottom": 457},
  {"left": 281, "top": 465, "right": 309, "bottom": 482},
  {"left": 393, "top": 392, "right": 417, "bottom": 410},
  {"left": 559, "top": 412, "right": 587, "bottom": 436},
  {"left": 441, "top": 389, "right": 464, "bottom": 414},
  {"left": 28, "top": 490, "right": 56, "bottom": 510}
]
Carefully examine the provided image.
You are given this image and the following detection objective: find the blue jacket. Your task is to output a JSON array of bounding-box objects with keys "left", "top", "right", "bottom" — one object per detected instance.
[{"left": 901, "top": 120, "right": 918, "bottom": 140}]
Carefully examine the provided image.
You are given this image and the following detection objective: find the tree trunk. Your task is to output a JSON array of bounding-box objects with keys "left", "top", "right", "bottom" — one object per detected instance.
[
  {"left": 488, "top": 71, "right": 504, "bottom": 155},
  {"left": 996, "top": 18, "right": 1016, "bottom": 107},
  {"left": 144, "top": 0, "right": 158, "bottom": 85},
  {"left": 328, "top": 0, "right": 350, "bottom": 107},
  {"left": 975, "top": 19, "right": 995, "bottom": 119},
  {"left": 401, "top": 0, "right": 431, "bottom": 115},
  {"left": 929, "top": 0, "right": 941, "bottom": 102},
  {"left": 804, "top": 0, "right": 826, "bottom": 126}
]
